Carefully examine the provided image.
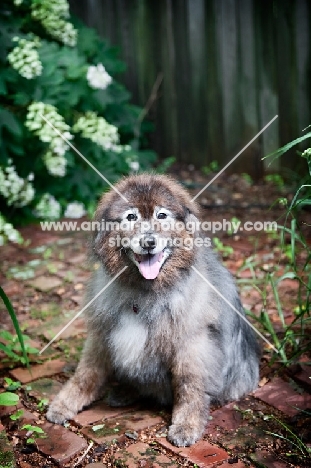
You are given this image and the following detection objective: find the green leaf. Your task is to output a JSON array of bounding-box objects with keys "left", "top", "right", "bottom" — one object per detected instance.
[
  {"left": 31, "top": 426, "right": 45, "bottom": 434},
  {"left": 4, "top": 377, "right": 21, "bottom": 391},
  {"left": 0, "top": 330, "right": 14, "bottom": 341},
  {"left": 0, "top": 286, "right": 30, "bottom": 368},
  {"left": 276, "top": 272, "right": 297, "bottom": 284},
  {"left": 0, "top": 392, "right": 19, "bottom": 406},
  {"left": 263, "top": 132, "right": 311, "bottom": 161},
  {"left": 0, "top": 342, "right": 21, "bottom": 360},
  {"left": 0, "top": 76, "right": 7, "bottom": 95},
  {"left": 10, "top": 409, "right": 24, "bottom": 420},
  {"left": 0, "top": 108, "right": 22, "bottom": 137},
  {"left": 26, "top": 438, "right": 35, "bottom": 444}
]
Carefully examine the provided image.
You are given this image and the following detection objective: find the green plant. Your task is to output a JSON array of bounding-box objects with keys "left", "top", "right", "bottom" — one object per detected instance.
[
  {"left": 227, "top": 217, "right": 241, "bottom": 236},
  {"left": 21, "top": 424, "right": 46, "bottom": 444},
  {"left": 0, "top": 286, "right": 35, "bottom": 366},
  {"left": 201, "top": 160, "right": 219, "bottom": 175},
  {"left": 0, "top": 0, "right": 156, "bottom": 243},
  {"left": 10, "top": 409, "right": 24, "bottom": 421},
  {"left": 246, "top": 134, "right": 311, "bottom": 364},
  {"left": 241, "top": 173, "right": 253, "bottom": 184},
  {"left": 3, "top": 377, "right": 21, "bottom": 391},
  {"left": 37, "top": 398, "right": 48, "bottom": 411},
  {"left": 155, "top": 156, "right": 176, "bottom": 174},
  {"left": 0, "top": 378, "right": 20, "bottom": 411},
  {"left": 264, "top": 173, "right": 285, "bottom": 189},
  {"left": 0, "top": 329, "right": 38, "bottom": 364},
  {"left": 0, "top": 392, "right": 19, "bottom": 406},
  {"left": 213, "top": 237, "right": 234, "bottom": 256},
  {"left": 265, "top": 416, "right": 311, "bottom": 462}
]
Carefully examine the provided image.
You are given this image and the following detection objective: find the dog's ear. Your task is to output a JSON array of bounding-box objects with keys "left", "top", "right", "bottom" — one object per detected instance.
[{"left": 91, "top": 196, "right": 111, "bottom": 254}]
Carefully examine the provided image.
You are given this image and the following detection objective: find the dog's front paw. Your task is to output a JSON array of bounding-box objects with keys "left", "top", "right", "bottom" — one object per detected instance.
[
  {"left": 46, "top": 400, "right": 76, "bottom": 425},
  {"left": 168, "top": 424, "right": 201, "bottom": 447}
]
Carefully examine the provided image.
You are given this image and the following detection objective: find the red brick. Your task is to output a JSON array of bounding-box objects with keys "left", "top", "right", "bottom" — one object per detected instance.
[
  {"left": 114, "top": 442, "right": 177, "bottom": 467},
  {"left": 42, "top": 315, "right": 86, "bottom": 341},
  {"left": 28, "top": 377, "right": 63, "bottom": 401},
  {"left": 82, "top": 410, "right": 163, "bottom": 444},
  {"left": 253, "top": 377, "right": 311, "bottom": 416},
  {"left": 68, "top": 253, "right": 87, "bottom": 265},
  {"left": 158, "top": 438, "right": 229, "bottom": 467},
  {"left": 250, "top": 450, "right": 289, "bottom": 468},
  {"left": 207, "top": 403, "right": 243, "bottom": 435},
  {"left": 29, "top": 275, "right": 63, "bottom": 292},
  {"left": 217, "top": 424, "right": 273, "bottom": 453},
  {"left": 37, "top": 422, "right": 88, "bottom": 466},
  {"left": 292, "top": 365, "right": 311, "bottom": 390},
  {"left": 9, "top": 359, "right": 67, "bottom": 384},
  {"left": 2, "top": 280, "right": 20, "bottom": 296},
  {"left": 74, "top": 400, "right": 135, "bottom": 426}
]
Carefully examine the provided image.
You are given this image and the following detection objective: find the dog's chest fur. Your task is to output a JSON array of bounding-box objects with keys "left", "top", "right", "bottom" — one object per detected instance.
[
  {"left": 107, "top": 305, "right": 178, "bottom": 402},
  {"left": 93, "top": 277, "right": 195, "bottom": 386},
  {"left": 109, "top": 312, "right": 149, "bottom": 374}
]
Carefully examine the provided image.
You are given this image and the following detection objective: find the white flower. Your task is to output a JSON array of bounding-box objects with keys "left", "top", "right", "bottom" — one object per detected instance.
[
  {"left": 34, "top": 194, "right": 61, "bottom": 219},
  {"left": 26, "top": 102, "right": 73, "bottom": 177},
  {"left": 87, "top": 64, "right": 112, "bottom": 90},
  {"left": 0, "top": 163, "right": 35, "bottom": 207},
  {"left": 31, "top": 0, "right": 77, "bottom": 47},
  {"left": 129, "top": 161, "right": 139, "bottom": 172},
  {"left": 73, "top": 112, "right": 120, "bottom": 151},
  {"left": 0, "top": 214, "right": 23, "bottom": 245},
  {"left": 43, "top": 151, "right": 67, "bottom": 177},
  {"left": 64, "top": 202, "right": 86, "bottom": 218},
  {"left": 301, "top": 148, "right": 311, "bottom": 158},
  {"left": 8, "top": 37, "right": 42, "bottom": 79}
]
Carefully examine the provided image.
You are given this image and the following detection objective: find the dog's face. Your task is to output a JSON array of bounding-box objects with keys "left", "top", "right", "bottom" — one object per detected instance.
[{"left": 93, "top": 174, "right": 200, "bottom": 288}]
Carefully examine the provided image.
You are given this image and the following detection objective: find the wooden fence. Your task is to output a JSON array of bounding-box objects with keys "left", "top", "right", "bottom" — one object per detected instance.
[{"left": 70, "top": 0, "right": 311, "bottom": 176}]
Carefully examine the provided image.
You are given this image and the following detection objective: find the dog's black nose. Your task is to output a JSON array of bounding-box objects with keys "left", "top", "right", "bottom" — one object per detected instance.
[{"left": 140, "top": 236, "right": 156, "bottom": 249}]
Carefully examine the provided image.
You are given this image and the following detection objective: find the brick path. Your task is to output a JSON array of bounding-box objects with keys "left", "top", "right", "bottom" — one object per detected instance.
[
  {"left": 2, "top": 362, "right": 311, "bottom": 467},
  {"left": 1, "top": 228, "right": 310, "bottom": 467}
]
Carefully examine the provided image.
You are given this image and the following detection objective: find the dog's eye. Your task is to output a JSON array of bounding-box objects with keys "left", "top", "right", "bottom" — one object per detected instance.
[
  {"left": 126, "top": 213, "right": 137, "bottom": 221},
  {"left": 157, "top": 212, "right": 167, "bottom": 220}
]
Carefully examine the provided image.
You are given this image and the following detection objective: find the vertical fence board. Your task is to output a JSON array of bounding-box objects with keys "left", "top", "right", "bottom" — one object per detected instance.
[
  {"left": 187, "top": 0, "right": 207, "bottom": 166},
  {"left": 254, "top": 1, "right": 280, "bottom": 172},
  {"left": 296, "top": 0, "right": 310, "bottom": 136},
  {"left": 204, "top": 1, "right": 225, "bottom": 166},
  {"left": 275, "top": 0, "right": 299, "bottom": 169},
  {"left": 159, "top": 0, "right": 179, "bottom": 157},
  {"left": 237, "top": 0, "right": 261, "bottom": 175},
  {"left": 215, "top": 0, "right": 241, "bottom": 161},
  {"left": 171, "top": 0, "right": 192, "bottom": 163}
]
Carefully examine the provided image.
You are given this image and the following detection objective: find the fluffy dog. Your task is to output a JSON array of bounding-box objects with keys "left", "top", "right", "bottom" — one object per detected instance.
[{"left": 47, "top": 174, "right": 260, "bottom": 447}]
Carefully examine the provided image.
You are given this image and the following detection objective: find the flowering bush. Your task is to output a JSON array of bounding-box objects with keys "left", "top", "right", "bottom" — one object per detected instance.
[{"left": 0, "top": 0, "right": 155, "bottom": 244}]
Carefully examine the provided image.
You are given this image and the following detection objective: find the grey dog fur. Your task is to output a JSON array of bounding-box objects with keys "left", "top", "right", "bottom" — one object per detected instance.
[{"left": 47, "top": 174, "right": 260, "bottom": 447}]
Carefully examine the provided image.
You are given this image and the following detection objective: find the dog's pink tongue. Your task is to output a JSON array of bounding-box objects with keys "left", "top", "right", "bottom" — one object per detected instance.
[{"left": 139, "top": 253, "right": 163, "bottom": 280}]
